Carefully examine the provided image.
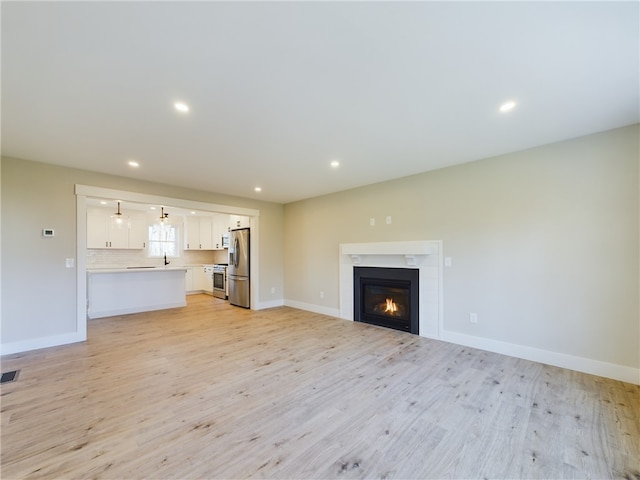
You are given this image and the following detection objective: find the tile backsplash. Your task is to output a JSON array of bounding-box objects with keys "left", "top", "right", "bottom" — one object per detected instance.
[{"left": 87, "top": 248, "right": 228, "bottom": 268}]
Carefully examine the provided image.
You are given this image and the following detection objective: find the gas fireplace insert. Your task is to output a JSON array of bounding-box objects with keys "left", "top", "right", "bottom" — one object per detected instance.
[{"left": 353, "top": 266, "right": 419, "bottom": 334}]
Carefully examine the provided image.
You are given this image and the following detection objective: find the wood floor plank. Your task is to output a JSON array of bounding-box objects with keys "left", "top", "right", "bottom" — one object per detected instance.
[{"left": 1, "top": 294, "right": 638, "bottom": 479}]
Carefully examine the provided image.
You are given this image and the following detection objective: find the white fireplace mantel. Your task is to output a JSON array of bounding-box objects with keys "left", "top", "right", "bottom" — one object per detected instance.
[
  {"left": 339, "top": 240, "right": 443, "bottom": 339},
  {"left": 340, "top": 241, "right": 434, "bottom": 267}
]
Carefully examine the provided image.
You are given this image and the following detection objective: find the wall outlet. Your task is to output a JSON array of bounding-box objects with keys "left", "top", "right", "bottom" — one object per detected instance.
[
  {"left": 369, "top": 218, "right": 375, "bottom": 226},
  {"left": 386, "top": 216, "right": 392, "bottom": 224},
  {"left": 320, "top": 291, "right": 325, "bottom": 299},
  {"left": 65, "top": 258, "right": 75, "bottom": 268},
  {"left": 469, "top": 312, "right": 478, "bottom": 324},
  {"left": 270, "top": 287, "right": 275, "bottom": 294},
  {"left": 444, "top": 257, "right": 452, "bottom": 267}
]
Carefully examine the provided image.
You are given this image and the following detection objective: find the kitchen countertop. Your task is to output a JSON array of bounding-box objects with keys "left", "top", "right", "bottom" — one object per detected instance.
[{"left": 87, "top": 266, "right": 188, "bottom": 274}]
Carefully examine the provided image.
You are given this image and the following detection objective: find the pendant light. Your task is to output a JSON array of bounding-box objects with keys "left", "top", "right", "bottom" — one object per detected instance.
[
  {"left": 160, "top": 207, "right": 170, "bottom": 226},
  {"left": 110, "top": 201, "right": 129, "bottom": 229}
]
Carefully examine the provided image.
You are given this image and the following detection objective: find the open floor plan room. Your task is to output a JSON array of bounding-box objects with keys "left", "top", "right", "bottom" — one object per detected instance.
[{"left": 1, "top": 295, "right": 638, "bottom": 479}]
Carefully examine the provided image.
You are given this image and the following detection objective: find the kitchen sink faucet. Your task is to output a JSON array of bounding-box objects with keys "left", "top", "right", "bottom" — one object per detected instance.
[{"left": 164, "top": 254, "right": 170, "bottom": 266}]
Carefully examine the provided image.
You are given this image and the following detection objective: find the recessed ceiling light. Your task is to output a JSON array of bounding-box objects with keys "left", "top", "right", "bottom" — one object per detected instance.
[
  {"left": 150, "top": 206, "right": 156, "bottom": 210},
  {"left": 191, "top": 211, "right": 196, "bottom": 215},
  {"left": 330, "top": 160, "right": 340, "bottom": 168},
  {"left": 499, "top": 101, "right": 517, "bottom": 113},
  {"left": 174, "top": 102, "right": 190, "bottom": 113},
  {"left": 128, "top": 160, "right": 139, "bottom": 168},
  {"left": 100, "top": 201, "right": 107, "bottom": 205},
  {"left": 254, "top": 187, "right": 262, "bottom": 192}
]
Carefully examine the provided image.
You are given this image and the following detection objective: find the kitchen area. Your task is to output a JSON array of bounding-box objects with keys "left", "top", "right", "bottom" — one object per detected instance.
[{"left": 85, "top": 199, "right": 251, "bottom": 319}]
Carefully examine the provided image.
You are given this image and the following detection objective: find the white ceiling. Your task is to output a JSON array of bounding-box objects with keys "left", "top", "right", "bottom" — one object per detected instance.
[{"left": 2, "top": 1, "right": 638, "bottom": 204}]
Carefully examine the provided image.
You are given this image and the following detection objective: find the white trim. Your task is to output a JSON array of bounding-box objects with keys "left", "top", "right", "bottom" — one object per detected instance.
[
  {"left": 249, "top": 216, "right": 259, "bottom": 311},
  {"left": 72, "top": 184, "right": 261, "bottom": 354},
  {"left": 255, "top": 299, "right": 285, "bottom": 310},
  {"left": 441, "top": 330, "right": 640, "bottom": 385},
  {"left": 1, "top": 332, "right": 85, "bottom": 356},
  {"left": 271, "top": 298, "right": 639, "bottom": 385},
  {"left": 284, "top": 299, "right": 341, "bottom": 318},
  {"left": 75, "top": 184, "right": 259, "bottom": 217},
  {"left": 0, "top": 160, "right": 2, "bottom": 350},
  {"left": 76, "top": 195, "right": 88, "bottom": 342},
  {"left": 340, "top": 241, "right": 433, "bottom": 256}
]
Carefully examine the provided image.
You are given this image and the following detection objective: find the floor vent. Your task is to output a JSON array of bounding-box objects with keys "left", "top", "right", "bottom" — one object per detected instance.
[{"left": 1, "top": 370, "right": 20, "bottom": 384}]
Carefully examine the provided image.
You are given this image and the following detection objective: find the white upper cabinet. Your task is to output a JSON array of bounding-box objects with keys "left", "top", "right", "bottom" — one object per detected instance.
[
  {"left": 87, "top": 208, "right": 109, "bottom": 249},
  {"left": 108, "top": 220, "right": 129, "bottom": 249},
  {"left": 184, "top": 214, "right": 232, "bottom": 250},
  {"left": 183, "top": 217, "right": 200, "bottom": 250},
  {"left": 211, "top": 213, "right": 230, "bottom": 250},
  {"left": 184, "top": 216, "right": 200, "bottom": 250},
  {"left": 128, "top": 213, "right": 148, "bottom": 249},
  {"left": 86, "top": 207, "right": 145, "bottom": 249},
  {"left": 199, "top": 217, "right": 213, "bottom": 250},
  {"left": 229, "top": 214, "right": 250, "bottom": 230},
  {"left": 184, "top": 216, "right": 217, "bottom": 250}
]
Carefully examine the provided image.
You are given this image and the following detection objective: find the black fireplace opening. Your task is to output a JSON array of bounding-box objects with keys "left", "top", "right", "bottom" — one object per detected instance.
[{"left": 354, "top": 267, "right": 419, "bottom": 334}]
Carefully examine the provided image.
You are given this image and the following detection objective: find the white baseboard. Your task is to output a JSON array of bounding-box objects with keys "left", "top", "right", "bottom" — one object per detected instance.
[
  {"left": 441, "top": 330, "right": 640, "bottom": 386},
  {"left": 1, "top": 331, "right": 86, "bottom": 356},
  {"left": 284, "top": 299, "right": 341, "bottom": 318},
  {"left": 88, "top": 301, "right": 187, "bottom": 319},
  {"left": 6, "top": 306, "right": 635, "bottom": 386},
  {"left": 255, "top": 299, "right": 285, "bottom": 310},
  {"left": 277, "top": 301, "right": 639, "bottom": 385}
]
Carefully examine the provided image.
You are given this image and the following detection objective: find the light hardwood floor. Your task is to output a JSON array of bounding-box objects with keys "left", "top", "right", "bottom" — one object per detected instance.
[{"left": 1, "top": 294, "right": 639, "bottom": 479}]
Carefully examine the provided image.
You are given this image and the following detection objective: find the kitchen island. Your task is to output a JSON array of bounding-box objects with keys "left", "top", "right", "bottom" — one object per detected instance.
[{"left": 87, "top": 267, "right": 187, "bottom": 319}]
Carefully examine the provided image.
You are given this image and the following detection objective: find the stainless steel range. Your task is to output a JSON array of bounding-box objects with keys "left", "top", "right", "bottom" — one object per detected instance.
[{"left": 213, "top": 264, "right": 228, "bottom": 299}]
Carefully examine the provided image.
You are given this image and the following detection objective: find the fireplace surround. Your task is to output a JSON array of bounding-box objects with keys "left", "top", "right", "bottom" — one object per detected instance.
[{"left": 339, "top": 241, "right": 442, "bottom": 338}]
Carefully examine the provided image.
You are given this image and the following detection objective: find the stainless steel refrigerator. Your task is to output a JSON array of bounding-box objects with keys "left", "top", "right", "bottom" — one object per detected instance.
[{"left": 228, "top": 228, "right": 250, "bottom": 308}]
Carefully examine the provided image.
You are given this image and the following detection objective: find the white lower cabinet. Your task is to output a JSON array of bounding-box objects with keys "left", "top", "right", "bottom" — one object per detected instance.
[
  {"left": 193, "top": 267, "right": 205, "bottom": 291},
  {"left": 186, "top": 266, "right": 207, "bottom": 294},
  {"left": 186, "top": 266, "right": 211, "bottom": 294},
  {"left": 185, "top": 268, "right": 194, "bottom": 293},
  {"left": 202, "top": 267, "right": 213, "bottom": 295}
]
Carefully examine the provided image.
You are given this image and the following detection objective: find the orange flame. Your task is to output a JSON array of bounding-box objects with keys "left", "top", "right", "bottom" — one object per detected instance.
[{"left": 384, "top": 298, "right": 398, "bottom": 313}]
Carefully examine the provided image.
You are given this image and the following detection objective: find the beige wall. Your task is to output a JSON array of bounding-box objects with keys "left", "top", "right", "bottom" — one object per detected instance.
[
  {"left": 2, "top": 125, "right": 638, "bottom": 380},
  {"left": 284, "top": 125, "right": 639, "bottom": 372},
  {"left": 1, "top": 157, "right": 284, "bottom": 345}
]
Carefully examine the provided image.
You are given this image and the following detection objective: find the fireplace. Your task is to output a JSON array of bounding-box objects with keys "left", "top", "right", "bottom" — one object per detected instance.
[
  {"left": 353, "top": 266, "right": 419, "bottom": 334},
  {"left": 340, "top": 241, "right": 441, "bottom": 338}
]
